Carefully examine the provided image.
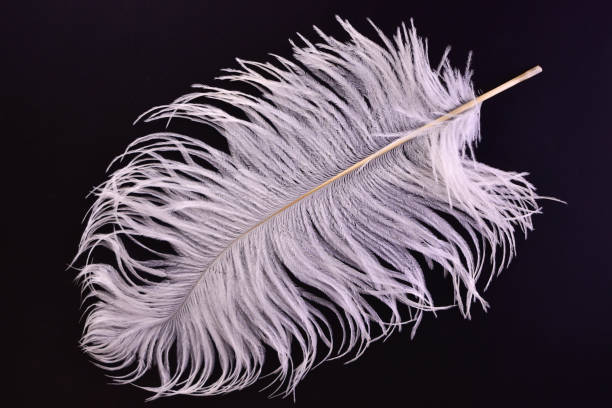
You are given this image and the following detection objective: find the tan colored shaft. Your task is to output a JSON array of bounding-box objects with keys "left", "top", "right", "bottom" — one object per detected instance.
[{"left": 170, "top": 66, "right": 542, "bottom": 318}]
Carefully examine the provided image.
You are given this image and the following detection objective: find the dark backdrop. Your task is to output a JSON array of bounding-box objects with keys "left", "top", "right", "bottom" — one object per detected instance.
[{"left": 4, "top": 1, "right": 610, "bottom": 407}]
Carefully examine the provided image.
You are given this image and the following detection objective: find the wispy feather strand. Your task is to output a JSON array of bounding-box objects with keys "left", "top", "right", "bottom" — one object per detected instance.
[{"left": 75, "top": 17, "right": 540, "bottom": 399}]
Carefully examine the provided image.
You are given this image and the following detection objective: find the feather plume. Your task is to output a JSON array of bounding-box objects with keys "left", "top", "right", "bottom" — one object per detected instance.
[{"left": 75, "top": 17, "right": 541, "bottom": 399}]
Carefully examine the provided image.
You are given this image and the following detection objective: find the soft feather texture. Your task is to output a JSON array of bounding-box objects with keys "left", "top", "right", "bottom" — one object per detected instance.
[{"left": 75, "top": 17, "right": 540, "bottom": 399}]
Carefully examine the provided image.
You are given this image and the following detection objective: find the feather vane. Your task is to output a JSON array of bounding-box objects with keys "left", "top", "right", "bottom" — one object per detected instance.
[{"left": 75, "top": 18, "right": 540, "bottom": 399}]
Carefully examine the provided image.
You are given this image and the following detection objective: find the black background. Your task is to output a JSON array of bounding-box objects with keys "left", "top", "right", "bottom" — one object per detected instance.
[{"left": 4, "top": 1, "right": 611, "bottom": 407}]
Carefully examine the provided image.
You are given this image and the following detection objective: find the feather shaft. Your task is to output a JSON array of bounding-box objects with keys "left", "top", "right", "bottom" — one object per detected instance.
[
  {"left": 164, "top": 66, "right": 542, "bottom": 325},
  {"left": 183, "top": 66, "right": 543, "bottom": 312}
]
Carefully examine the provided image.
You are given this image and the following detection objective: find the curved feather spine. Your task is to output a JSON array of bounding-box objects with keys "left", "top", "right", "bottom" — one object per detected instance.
[{"left": 75, "top": 17, "right": 540, "bottom": 399}]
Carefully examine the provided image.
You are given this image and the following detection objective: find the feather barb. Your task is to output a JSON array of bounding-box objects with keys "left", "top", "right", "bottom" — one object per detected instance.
[{"left": 243, "top": 66, "right": 542, "bottom": 234}]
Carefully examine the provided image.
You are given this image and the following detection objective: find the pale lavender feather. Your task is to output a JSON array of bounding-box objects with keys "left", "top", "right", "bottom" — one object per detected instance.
[{"left": 74, "top": 17, "right": 540, "bottom": 399}]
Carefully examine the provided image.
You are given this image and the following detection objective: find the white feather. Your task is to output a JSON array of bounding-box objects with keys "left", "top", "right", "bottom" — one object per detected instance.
[{"left": 75, "top": 17, "right": 540, "bottom": 399}]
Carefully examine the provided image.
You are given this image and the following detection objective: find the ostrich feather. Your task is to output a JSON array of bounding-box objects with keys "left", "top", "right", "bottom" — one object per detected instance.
[{"left": 75, "top": 17, "right": 541, "bottom": 399}]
